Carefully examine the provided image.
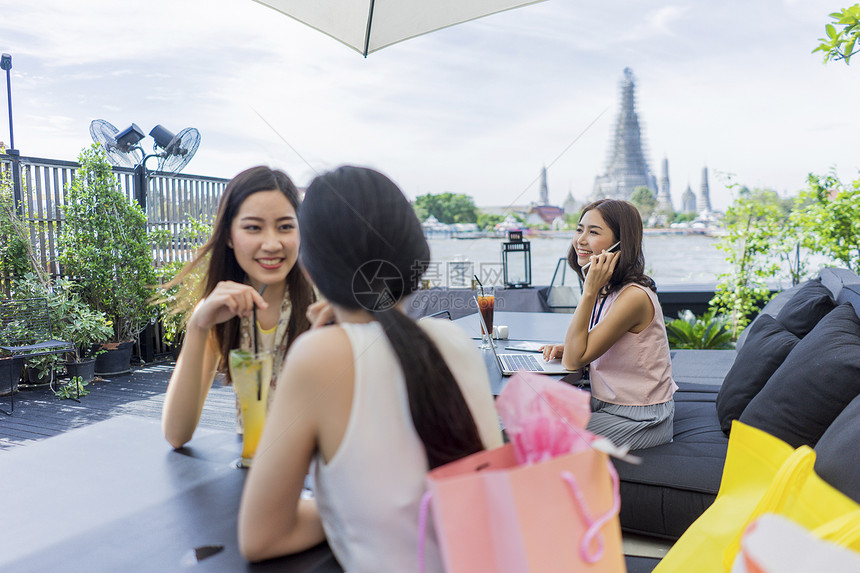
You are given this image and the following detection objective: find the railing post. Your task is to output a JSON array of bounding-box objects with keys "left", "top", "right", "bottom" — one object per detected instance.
[
  {"left": 133, "top": 162, "right": 147, "bottom": 210},
  {"left": 6, "top": 149, "right": 23, "bottom": 216}
]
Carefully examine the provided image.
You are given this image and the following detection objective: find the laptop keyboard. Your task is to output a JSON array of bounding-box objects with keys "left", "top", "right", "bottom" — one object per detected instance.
[{"left": 500, "top": 353, "right": 543, "bottom": 372}]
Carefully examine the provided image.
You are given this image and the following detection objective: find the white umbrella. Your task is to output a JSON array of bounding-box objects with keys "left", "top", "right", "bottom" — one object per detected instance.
[{"left": 253, "top": 0, "right": 546, "bottom": 57}]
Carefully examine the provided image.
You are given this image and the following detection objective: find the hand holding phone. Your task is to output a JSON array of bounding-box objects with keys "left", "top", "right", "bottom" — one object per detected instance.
[{"left": 581, "top": 240, "right": 621, "bottom": 271}]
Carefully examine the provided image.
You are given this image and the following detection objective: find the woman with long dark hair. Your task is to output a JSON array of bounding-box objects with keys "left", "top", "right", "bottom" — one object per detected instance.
[
  {"left": 238, "top": 166, "right": 501, "bottom": 569},
  {"left": 162, "top": 166, "right": 315, "bottom": 449},
  {"left": 541, "top": 198, "right": 677, "bottom": 450}
]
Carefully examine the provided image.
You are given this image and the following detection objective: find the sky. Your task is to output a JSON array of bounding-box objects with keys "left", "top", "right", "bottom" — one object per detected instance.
[{"left": 1, "top": 0, "right": 859, "bottom": 212}]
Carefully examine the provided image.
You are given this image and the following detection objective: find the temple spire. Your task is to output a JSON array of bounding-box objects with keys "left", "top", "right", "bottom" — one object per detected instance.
[
  {"left": 657, "top": 157, "right": 672, "bottom": 210},
  {"left": 592, "top": 68, "right": 657, "bottom": 201},
  {"left": 681, "top": 183, "right": 696, "bottom": 213},
  {"left": 698, "top": 166, "right": 712, "bottom": 212},
  {"left": 539, "top": 165, "right": 549, "bottom": 204}
]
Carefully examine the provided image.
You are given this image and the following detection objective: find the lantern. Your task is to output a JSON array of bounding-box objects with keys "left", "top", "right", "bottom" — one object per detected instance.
[{"left": 502, "top": 230, "right": 531, "bottom": 288}]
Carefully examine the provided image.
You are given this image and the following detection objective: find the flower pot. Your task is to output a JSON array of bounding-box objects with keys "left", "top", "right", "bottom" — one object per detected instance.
[
  {"left": 0, "top": 356, "right": 23, "bottom": 396},
  {"left": 94, "top": 341, "right": 134, "bottom": 376},
  {"left": 26, "top": 365, "right": 53, "bottom": 386},
  {"left": 65, "top": 358, "right": 97, "bottom": 383}
]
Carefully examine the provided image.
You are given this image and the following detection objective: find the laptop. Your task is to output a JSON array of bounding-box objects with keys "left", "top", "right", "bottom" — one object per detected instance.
[{"left": 472, "top": 297, "right": 576, "bottom": 376}]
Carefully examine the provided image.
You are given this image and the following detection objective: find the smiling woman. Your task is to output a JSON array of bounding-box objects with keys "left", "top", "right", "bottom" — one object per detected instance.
[
  {"left": 227, "top": 190, "right": 299, "bottom": 290},
  {"left": 160, "top": 166, "right": 316, "bottom": 449},
  {"left": 542, "top": 199, "right": 678, "bottom": 451}
]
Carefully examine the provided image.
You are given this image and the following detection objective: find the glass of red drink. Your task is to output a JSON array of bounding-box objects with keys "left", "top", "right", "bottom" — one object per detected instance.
[{"left": 477, "top": 286, "right": 495, "bottom": 349}]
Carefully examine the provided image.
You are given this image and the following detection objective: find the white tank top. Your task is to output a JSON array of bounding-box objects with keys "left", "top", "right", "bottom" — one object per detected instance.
[{"left": 312, "top": 318, "right": 502, "bottom": 573}]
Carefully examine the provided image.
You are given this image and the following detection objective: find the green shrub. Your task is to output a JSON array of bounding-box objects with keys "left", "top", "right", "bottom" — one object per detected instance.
[
  {"left": 58, "top": 145, "right": 157, "bottom": 342},
  {"left": 665, "top": 310, "right": 734, "bottom": 350},
  {"left": 54, "top": 375, "right": 90, "bottom": 400}
]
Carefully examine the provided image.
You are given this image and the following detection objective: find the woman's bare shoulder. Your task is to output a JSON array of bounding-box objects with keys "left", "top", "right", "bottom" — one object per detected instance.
[
  {"left": 615, "top": 284, "right": 656, "bottom": 328},
  {"left": 284, "top": 326, "right": 352, "bottom": 377},
  {"left": 617, "top": 283, "right": 653, "bottom": 303}
]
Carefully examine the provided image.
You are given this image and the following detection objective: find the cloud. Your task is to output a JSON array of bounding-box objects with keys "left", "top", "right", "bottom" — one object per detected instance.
[
  {"left": 648, "top": 5, "right": 690, "bottom": 33},
  {"left": 0, "top": 0, "right": 858, "bottom": 214}
]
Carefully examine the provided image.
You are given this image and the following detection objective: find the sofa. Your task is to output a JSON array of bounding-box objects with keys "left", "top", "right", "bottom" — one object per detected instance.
[{"left": 613, "top": 267, "right": 860, "bottom": 548}]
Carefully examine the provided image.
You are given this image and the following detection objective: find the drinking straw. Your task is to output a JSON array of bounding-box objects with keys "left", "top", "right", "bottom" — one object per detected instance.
[
  {"left": 473, "top": 274, "right": 485, "bottom": 297},
  {"left": 253, "top": 284, "right": 266, "bottom": 400}
]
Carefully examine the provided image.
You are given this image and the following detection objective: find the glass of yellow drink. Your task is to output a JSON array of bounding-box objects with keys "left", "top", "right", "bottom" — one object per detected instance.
[{"left": 228, "top": 349, "right": 273, "bottom": 468}]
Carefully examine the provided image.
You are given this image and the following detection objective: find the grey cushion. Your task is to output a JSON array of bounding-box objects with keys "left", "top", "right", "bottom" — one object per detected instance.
[
  {"left": 716, "top": 315, "right": 799, "bottom": 435},
  {"left": 613, "top": 384, "right": 727, "bottom": 540},
  {"left": 775, "top": 278, "right": 836, "bottom": 338},
  {"left": 740, "top": 303, "right": 860, "bottom": 448},
  {"left": 736, "top": 284, "right": 802, "bottom": 351},
  {"left": 815, "top": 393, "right": 860, "bottom": 505}
]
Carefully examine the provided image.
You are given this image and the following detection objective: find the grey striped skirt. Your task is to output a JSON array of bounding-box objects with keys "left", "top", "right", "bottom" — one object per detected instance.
[{"left": 587, "top": 397, "right": 675, "bottom": 450}]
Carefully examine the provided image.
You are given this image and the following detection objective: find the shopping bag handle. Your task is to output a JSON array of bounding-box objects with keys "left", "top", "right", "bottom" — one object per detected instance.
[
  {"left": 812, "top": 509, "right": 860, "bottom": 547},
  {"left": 561, "top": 460, "right": 622, "bottom": 564},
  {"left": 723, "top": 446, "right": 815, "bottom": 570}
]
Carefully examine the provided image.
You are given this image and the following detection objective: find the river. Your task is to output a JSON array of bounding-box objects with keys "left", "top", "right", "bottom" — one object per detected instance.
[{"left": 426, "top": 234, "right": 731, "bottom": 288}]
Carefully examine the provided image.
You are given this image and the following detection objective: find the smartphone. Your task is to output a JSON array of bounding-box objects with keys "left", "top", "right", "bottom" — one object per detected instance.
[
  {"left": 581, "top": 240, "right": 621, "bottom": 270},
  {"left": 504, "top": 342, "right": 546, "bottom": 353}
]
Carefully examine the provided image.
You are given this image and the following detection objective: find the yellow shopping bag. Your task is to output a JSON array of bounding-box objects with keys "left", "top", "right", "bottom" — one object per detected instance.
[{"left": 655, "top": 421, "right": 860, "bottom": 573}]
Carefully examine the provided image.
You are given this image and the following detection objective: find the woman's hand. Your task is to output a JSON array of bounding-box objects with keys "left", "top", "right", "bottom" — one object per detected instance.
[
  {"left": 188, "top": 281, "right": 268, "bottom": 331},
  {"left": 540, "top": 344, "right": 565, "bottom": 361},
  {"left": 582, "top": 249, "right": 620, "bottom": 296},
  {"left": 306, "top": 300, "right": 335, "bottom": 329}
]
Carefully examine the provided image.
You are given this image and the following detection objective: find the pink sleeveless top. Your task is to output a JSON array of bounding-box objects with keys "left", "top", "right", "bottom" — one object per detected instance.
[{"left": 589, "top": 283, "right": 677, "bottom": 406}]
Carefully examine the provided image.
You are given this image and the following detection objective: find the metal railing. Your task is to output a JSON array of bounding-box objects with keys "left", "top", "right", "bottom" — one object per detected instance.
[{"left": 1, "top": 152, "right": 230, "bottom": 358}]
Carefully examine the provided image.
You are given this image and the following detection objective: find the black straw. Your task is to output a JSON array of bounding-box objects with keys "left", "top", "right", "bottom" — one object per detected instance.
[
  {"left": 474, "top": 274, "right": 484, "bottom": 297},
  {"left": 253, "top": 284, "right": 266, "bottom": 400}
]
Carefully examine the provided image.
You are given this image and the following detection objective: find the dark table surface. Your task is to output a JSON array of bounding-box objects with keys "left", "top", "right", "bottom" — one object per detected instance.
[
  {"left": 452, "top": 310, "right": 574, "bottom": 342},
  {"left": 0, "top": 415, "right": 342, "bottom": 573}
]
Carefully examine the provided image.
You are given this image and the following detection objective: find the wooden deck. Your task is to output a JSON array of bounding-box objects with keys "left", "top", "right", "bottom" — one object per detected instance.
[{"left": 0, "top": 360, "right": 235, "bottom": 451}]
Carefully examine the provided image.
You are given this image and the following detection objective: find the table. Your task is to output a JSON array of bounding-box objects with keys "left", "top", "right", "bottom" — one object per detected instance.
[
  {"left": 0, "top": 416, "right": 342, "bottom": 572},
  {"left": 406, "top": 287, "right": 550, "bottom": 320},
  {"left": 452, "top": 310, "right": 573, "bottom": 342},
  {"left": 452, "top": 311, "right": 580, "bottom": 395}
]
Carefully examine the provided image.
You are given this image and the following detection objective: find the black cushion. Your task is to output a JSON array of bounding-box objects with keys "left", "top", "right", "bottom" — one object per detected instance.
[
  {"left": 613, "top": 390, "right": 727, "bottom": 540},
  {"left": 815, "top": 393, "right": 860, "bottom": 505},
  {"left": 736, "top": 284, "right": 802, "bottom": 351},
  {"left": 716, "top": 315, "right": 800, "bottom": 435},
  {"left": 740, "top": 303, "right": 860, "bottom": 448},
  {"left": 775, "top": 278, "right": 836, "bottom": 338},
  {"left": 625, "top": 555, "right": 660, "bottom": 573}
]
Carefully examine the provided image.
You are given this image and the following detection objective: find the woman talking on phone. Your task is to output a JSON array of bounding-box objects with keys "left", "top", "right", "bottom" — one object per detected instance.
[{"left": 541, "top": 199, "right": 676, "bottom": 450}]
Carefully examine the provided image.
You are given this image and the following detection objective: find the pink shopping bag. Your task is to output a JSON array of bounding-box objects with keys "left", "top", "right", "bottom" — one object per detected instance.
[{"left": 418, "top": 442, "right": 625, "bottom": 573}]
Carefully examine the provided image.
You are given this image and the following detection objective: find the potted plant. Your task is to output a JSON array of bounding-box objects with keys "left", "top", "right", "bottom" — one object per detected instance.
[
  {"left": 7, "top": 274, "right": 111, "bottom": 384},
  {"left": 58, "top": 145, "right": 157, "bottom": 375},
  {"left": 1, "top": 168, "right": 53, "bottom": 389},
  {"left": 53, "top": 278, "right": 113, "bottom": 383}
]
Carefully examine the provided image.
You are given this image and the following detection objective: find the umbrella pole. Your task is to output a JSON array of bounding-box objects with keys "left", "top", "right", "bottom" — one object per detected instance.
[{"left": 363, "top": 0, "right": 376, "bottom": 57}]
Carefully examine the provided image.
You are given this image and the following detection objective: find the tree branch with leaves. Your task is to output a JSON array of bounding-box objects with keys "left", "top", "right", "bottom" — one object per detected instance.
[
  {"left": 710, "top": 188, "right": 796, "bottom": 337},
  {"left": 814, "top": 4, "right": 860, "bottom": 64}
]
